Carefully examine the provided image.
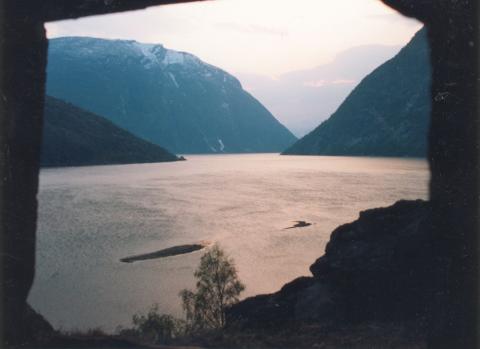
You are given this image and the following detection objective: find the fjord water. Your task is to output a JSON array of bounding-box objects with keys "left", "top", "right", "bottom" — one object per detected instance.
[{"left": 29, "top": 154, "right": 428, "bottom": 331}]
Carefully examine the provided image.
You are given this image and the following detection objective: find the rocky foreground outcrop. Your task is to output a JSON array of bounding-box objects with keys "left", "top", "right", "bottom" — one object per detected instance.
[{"left": 227, "top": 200, "right": 434, "bottom": 329}]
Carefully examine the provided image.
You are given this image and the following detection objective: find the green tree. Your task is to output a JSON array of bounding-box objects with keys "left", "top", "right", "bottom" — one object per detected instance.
[
  {"left": 180, "top": 244, "right": 245, "bottom": 332},
  {"left": 131, "top": 304, "right": 184, "bottom": 343}
]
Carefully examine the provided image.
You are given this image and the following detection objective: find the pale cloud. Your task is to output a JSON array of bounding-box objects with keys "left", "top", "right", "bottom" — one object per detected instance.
[
  {"left": 303, "top": 79, "right": 357, "bottom": 88},
  {"left": 215, "top": 22, "right": 288, "bottom": 38},
  {"left": 303, "top": 80, "right": 328, "bottom": 88},
  {"left": 366, "top": 12, "right": 421, "bottom": 26},
  {"left": 45, "top": 0, "right": 422, "bottom": 77},
  {"left": 331, "top": 79, "right": 357, "bottom": 85}
]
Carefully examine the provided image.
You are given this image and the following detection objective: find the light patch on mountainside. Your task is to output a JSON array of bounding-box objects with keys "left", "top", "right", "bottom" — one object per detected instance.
[
  {"left": 163, "top": 50, "right": 186, "bottom": 65},
  {"left": 218, "top": 139, "right": 225, "bottom": 151},
  {"left": 133, "top": 42, "right": 159, "bottom": 69},
  {"left": 168, "top": 72, "right": 180, "bottom": 88}
]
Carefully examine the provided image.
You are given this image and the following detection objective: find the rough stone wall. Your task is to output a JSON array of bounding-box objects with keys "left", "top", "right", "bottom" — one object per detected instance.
[
  {"left": 41, "top": 0, "right": 203, "bottom": 22},
  {"left": 381, "top": 1, "right": 479, "bottom": 347},
  {"left": 0, "top": 1, "right": 199, "bottom": 346},
  {"left": 0, "top": 2, "right": 48, "bottom": 345},
  {"left": 0, "top": 0, "right": 478, "bottom": 347}
]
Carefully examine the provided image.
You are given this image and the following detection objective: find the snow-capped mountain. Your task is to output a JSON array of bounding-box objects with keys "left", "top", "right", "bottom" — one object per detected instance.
[{"left": 46, "top": 37, "right": 297, "bottom": 154}]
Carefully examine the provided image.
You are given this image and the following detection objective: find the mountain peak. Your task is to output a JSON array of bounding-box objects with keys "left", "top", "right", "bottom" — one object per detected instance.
[{"left": 46, "top": 36, "right": 296, "bottom": 154}]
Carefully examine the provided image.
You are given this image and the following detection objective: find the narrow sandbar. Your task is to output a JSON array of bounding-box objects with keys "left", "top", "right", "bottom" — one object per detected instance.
[{"left": 120, "top": 243, "right": 206, "bottom": 263}]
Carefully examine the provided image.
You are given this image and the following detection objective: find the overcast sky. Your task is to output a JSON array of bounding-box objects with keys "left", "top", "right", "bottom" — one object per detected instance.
[{"left": 46, "top": 0, "right": 421, "bottom": 78}]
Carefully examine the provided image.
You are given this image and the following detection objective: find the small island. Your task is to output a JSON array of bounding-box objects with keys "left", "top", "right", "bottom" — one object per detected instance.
[{"left": 120, "top": 243, "right": 206, "bottom": 263}]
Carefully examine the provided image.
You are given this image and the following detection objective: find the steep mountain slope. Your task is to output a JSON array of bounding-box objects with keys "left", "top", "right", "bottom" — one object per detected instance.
[
  {"left": 46, "top": 37, "right": 296, "bottom": 154},
  {"left": 283, "top": 28, "right": 431, "bottom": 157},
  {"left": 42, "top": 96, "right": 181, "bottom": 167}
]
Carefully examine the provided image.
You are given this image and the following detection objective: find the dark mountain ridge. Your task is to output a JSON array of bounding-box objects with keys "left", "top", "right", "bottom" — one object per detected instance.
[
  {"left": 283, "top": 28, "right": 431, "bottom": 157},
  {"left": 41, "top": 96, "right": 181, "bottom": 167}
]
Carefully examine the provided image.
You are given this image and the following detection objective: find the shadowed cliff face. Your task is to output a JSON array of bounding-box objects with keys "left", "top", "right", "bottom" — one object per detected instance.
[{"left": 309, "top": 200, "right": 433, "bottom": 323}]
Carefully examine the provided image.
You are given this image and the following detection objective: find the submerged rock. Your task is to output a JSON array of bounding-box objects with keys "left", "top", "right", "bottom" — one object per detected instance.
[{"left": 284, "top": 221, "right": 312, "bottom": 229}]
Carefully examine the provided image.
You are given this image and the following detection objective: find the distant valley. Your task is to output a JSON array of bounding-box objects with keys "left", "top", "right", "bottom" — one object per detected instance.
[
  {"left": 238, "top": 44, "right": 402, "bottom": 137},
  {"left": 46, "top": 37, "right": 297, "bottom": 154},
  {"left": 283, "top": 28, "right": 431, "bottom": 158}
]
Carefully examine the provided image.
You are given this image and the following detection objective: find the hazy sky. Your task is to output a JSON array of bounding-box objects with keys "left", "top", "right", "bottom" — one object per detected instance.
[{"left": 46, "top": 0, "right": 421, "bottom": 78}]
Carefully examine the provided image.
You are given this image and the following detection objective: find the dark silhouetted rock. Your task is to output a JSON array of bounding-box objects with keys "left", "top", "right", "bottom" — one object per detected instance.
[
  {"left": 310, "top": 200, "right": 433, "bottom": 323},
  {"left": 23, "top": 303, "right": 56, "bottom": 346},
  {"left": 228, "top": 200, "right": 433, "bottom": 329}
]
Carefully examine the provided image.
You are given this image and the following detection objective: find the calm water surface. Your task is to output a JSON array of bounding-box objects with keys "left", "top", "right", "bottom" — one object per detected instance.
[{"left": 29, "top": 154, "right": 429, "bottom": 331}]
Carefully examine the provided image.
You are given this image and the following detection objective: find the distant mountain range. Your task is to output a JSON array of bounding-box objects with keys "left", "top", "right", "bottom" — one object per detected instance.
[
  {"left": 46, "top": 37, "right": 296, "bottom": 154},
  {"left": 283, "top": 28, "right": 431, "bottom": 157},
  {"left": 238, "top": 44, "right": 402, "bottom": 137},
  {"left": 42, "top": 96, "right": 181, "bottom": 167}
]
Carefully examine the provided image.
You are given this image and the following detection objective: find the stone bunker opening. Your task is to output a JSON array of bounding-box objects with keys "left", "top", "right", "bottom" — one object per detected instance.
[
  {"left": 2, "top": 0, "right": 478, "bottom": 347},
  {"left": 32, "top": 1, "right": 433, "bottom": 334}
]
